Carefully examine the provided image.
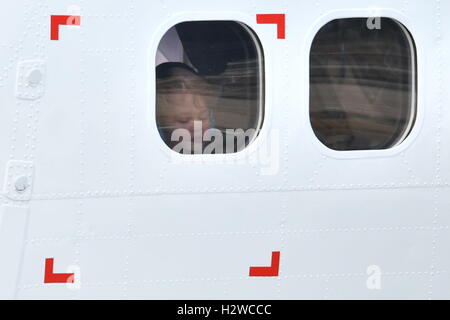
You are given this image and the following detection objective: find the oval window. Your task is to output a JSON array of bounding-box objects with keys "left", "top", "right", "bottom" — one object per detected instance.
[
  {"left": 310, "top": 18, "right": 417, "bottom": 151},
  {"left": 156, "top": 21, "right": 264, "bottom": 154}
]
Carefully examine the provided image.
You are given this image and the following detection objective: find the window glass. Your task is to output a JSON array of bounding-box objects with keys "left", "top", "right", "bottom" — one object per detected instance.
[
  {"left": 156, "top": 21, "right": 264, "bottom": 154},
  {"left": 310, "top": 18, "right": 416, "bottom": 151}
]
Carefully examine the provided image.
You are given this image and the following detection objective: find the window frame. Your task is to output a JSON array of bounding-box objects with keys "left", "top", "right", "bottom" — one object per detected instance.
[
  {"left": 150, "top": 13, "right": 267, "bottom": 161},
  {"left": 304, "top": 10, "right": 422, "bottom": 159}
]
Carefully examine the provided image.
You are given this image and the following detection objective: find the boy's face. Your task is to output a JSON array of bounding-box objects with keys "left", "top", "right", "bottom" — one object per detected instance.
[{"left": 162, "top": 90, "right": 211, "bottom": 143}]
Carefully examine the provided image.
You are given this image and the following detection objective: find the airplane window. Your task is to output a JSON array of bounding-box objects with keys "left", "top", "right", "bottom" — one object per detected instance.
[
  {"left": 310, "top": 18, "right": 417, "bottom": 151},
  {"left": 156, "top": 21, "right": 264, "bottom": 154}
]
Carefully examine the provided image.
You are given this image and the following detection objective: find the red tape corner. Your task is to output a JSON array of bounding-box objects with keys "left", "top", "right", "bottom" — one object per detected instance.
[
  {"left": 51, "top": 15, "right": 81, "bottom": 41},
  {"left": 256, "top": 14, "right": 286, "bottom": 39},
  {"left": 44, "top": 258, "right": 74, "bottom": 284},
  {"left": 249, "top": 251, "right": 280, "bottom": 277}
]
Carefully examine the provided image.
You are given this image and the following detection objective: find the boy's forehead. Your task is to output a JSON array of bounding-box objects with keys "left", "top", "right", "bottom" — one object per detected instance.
[{"left": 166, "top": 91, "right": 207, "bottom": 104}]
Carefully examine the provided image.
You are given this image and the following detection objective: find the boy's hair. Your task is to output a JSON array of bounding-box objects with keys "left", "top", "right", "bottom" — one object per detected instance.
[{"left": 156, "top": 62, "right": 213, "bottom": 95}]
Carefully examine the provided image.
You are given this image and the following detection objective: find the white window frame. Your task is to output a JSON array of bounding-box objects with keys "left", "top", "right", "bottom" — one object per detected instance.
[
  {"left": 149, "top": 12, "right": 268, "bottom": 163},
  {"left": 303, "top": 9, "right": 422, "bottom": 159}
]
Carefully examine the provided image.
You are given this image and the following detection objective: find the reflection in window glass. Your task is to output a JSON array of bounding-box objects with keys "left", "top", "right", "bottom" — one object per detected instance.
[
  {"left": 156, "top": 21, "right": 264, "bottom": 154},
  {"left": 310, "top": 18, "right": 416, "bottom": 151}
]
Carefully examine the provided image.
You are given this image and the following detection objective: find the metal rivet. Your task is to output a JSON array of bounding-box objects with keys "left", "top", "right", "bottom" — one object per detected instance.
[
  {"left": 27, "top": 69, "right": 42, "bottom": 87},
  {"left": 15, "top": 176, "right": 28, "bottom": 193}
]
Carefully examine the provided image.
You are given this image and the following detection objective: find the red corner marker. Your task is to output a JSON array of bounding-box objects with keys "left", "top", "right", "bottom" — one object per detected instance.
[
  {"left": 51, "top": 15, "right": 81, "bottom": 41},
  {"left": 249, "top": 251, "right": 280, "bottom": 277},
  {"left": 256, "top": 14, "right": 286, "bottom": 39},
  {"left": 44, "top": 258, "right": 74, "bottom": 284}
]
